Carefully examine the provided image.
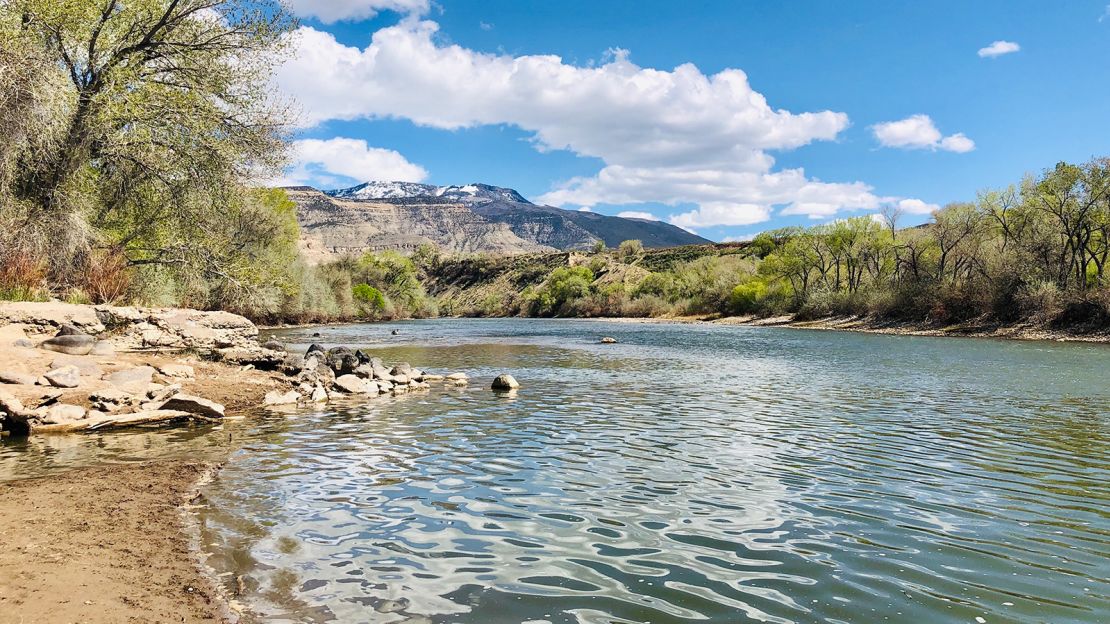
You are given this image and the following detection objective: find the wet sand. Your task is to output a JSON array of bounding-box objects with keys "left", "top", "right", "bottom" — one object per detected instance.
[{"left": 0, "top": 461, "right": 231, "bottom": 623}]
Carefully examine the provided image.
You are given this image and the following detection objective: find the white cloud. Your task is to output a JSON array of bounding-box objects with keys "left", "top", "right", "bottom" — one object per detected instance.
[
  {"left": 479, "top": 21, "right": 494, "bottom": 31},
  {"left": 616, "top": 211, "right": 660, "bottom": 221},
  {"left": 722, "top": 234, "right": 756, "bottom": 243},
  {"left": 286, "top": 0, "right": 429, "bottom": 24},
  {"left": 277, "top": 137, "right": 427, "bottom": 187},
  {"left": 894, "top": 198, "right": 940, "bottom": 215},
  {"left": 871, "top": 115, "right": 975, "bottom": 153},
  {"left": 277, "top": 20, "right": 930, "bottom": 225},
  {"left": 1101, "top": 5, "right": 1110, "bottom": 22},
  {"left": 977, "top": 40, "right": 1020, "bottom": 58}
]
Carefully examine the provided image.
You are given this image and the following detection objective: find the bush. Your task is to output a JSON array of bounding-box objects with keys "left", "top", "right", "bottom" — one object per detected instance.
[
  {"left": 81, "top": 248, "right": 131, "bottom": 304},
  {"left": 0, "top": 249, "right": 47, "bottom": 300},
  {"left": 352, "top": 283, "right": 386, "bottom": 317},
  {"left": 728, "top": 280, "right": 768, "bottom": 314}
]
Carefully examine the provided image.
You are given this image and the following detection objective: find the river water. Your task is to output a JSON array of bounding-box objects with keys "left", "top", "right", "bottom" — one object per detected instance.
[{"left": 2, "top": 319, "right": 1108, "bottom": 623}]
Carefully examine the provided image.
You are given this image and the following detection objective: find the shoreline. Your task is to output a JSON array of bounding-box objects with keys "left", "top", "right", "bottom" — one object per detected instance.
[{"left": 0, "top": 461, "right": 234, "bottom": 623}]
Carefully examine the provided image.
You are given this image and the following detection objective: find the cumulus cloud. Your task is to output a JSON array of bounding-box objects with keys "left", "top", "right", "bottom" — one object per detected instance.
[
  {"left": 285, "top": 0, "right": 429, "bottom": 23},
  {"left": 977, "top": 40, "right": 1020, "bottom": 58},
  {"left": 894, "top": 198, "right": 941, "bottom": 215},
  {"left": 616, "top": 211, "right": 660, "bottom": 221},
  {"left": 275, "top": 137, "right": 427, "bottom": 188},
  {"left": 871, "top": 114, "right": 975, "bottom": 153},
  {"left": 277, "top": 20, "right": 929, "bottom": 228}
]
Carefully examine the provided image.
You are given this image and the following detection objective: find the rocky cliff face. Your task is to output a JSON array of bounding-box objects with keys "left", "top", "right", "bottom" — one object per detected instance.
[
  {"left": 288, "top": 181, "right": 711, "bottom": 263},
  {"left": 289, "top": 188, "right": 553, "bottom": 263}
]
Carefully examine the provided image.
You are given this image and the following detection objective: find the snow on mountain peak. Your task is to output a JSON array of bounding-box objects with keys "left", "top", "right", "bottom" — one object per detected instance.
[{"left": 328, "top": 181, "right": 532, "bottom": 205}]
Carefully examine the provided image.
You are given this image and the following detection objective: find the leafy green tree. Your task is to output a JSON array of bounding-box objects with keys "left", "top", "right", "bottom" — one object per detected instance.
[{"left": 617, "top": 239, "right": 645, "bottom": 264}]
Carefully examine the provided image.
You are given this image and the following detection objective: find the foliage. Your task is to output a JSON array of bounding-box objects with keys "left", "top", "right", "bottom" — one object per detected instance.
[{"left": 352, "top": 283, "right": 386, "bottom": 316}]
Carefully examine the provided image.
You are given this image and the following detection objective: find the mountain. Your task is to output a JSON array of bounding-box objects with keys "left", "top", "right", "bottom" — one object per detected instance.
[{"left": 287, "top": 181, "right": 710, "bottom": 263}]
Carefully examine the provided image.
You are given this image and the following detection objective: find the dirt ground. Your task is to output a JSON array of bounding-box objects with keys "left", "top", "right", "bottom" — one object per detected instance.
[{"left": 0, "top": 461, "right": 233, "bottom": 624}]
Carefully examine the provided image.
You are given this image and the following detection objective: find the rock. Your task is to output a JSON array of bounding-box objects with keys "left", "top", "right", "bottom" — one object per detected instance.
[
  {"left": 390, "top": 363, "right": 413, "bottom": 376},
  {"left": 310, "top": 385, "right": 328, "bottom": 403},
  {"left": 40, "top": 334, "right": 95, "bottom": 355},
  {"left": 491, "top": 374, "right": 520, "bottom": 390},
  {"left": 0, "top": 371, "right": 38, "bottom": 385},
  {"left": 40, "top": 403, "right": 86, "bottom": 424},
  {"left": 445, "top": 372, "right": 468, "bottom": 381},
  {"left": 333, "top": 374, "right": 372, "bottom": 394},
  {"left": 355, "top": 350, "right": 373, "bottom": 365},
  {"left": 156, "top": 363, "right": 195, "bottom": 379},
  {"left": 325, "top": 347, "right": 359, "bottom": 375},
  {"left": 353, "top": 364, "right": 374, "bottom": 378},
  {"left": 311, "top": 332, "right": 321, "bottom": 338},
  {"left": 392, "top": 373, "right": 410, "bottom": 385},
  {"left": 159, "top": 394, "right": 225, "bottom": 419},
  {"left": 51, "top": 356, "right": 101, "bottom": 377},
  {"left": 35, "top": 391, "right": 63, "bottom": 408},
  {"left": 600, "top": 336, "right": 618, "bottom": 344},
  {"left": 261, "top": 340, "right": 286, "bottom": 352},
  {"left": 55, "top": 324, "right": 85, "bottom": 336},
  {"left": 217, "top": 347, "right": 284, "bottom": 370},
  {"left": 90, "top": 341, "right": 115, "bottom": 356},
  {"left": 12, "top": 338, "right": 34, "bottom": 348},
  {"left": 104, "top": 366, "right": 156, "bottom": 394},
  {"left": 0, "top": 389, "right": 28, "bottom": 417},
  {"left": 263, "top": 390, "right": 300, "bottom": 406},
  {"left": 371, "top": 365, "right": 390, "bottom": 380},
  {"left": 147, "top": 383, "right": 182, "bottom": 402},
  {"left": 279, "top": 354, "right": 306, "bottom": 375},
  {"left": 306, "top": 343, "right": 326, "bottom": 357},
  {"left": 44, "top": 366, "right": 80, "bottom": 388},
  {"left": 391, "top": 329, "right": 399, "bottom": 335},
  {"left": 90, "top": 388, "right": 138, "bottom": 412},
  {"left": 364, "top": 381, "right": 381, "bottom": 395}
]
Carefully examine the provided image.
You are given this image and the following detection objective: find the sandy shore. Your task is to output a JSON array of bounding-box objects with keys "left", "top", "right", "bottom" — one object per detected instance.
[{"left": 0, "top": 461, "right": 232, "bottom": 623}]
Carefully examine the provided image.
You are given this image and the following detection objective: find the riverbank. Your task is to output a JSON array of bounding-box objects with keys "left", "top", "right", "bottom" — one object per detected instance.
[
  {"left": 577, "top": 313, "right": 1110, "bottom": 343},
  {"left": 0, "top": 461, "right": 230, "bottom": 623}
]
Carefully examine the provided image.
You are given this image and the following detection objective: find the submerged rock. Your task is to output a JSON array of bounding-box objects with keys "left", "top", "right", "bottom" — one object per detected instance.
[
  {"left": 600, "top": 336, "right": 618, "bottom": 344},
  {"left": 491, "top": 374, "right": 520, "bottom": 390}
]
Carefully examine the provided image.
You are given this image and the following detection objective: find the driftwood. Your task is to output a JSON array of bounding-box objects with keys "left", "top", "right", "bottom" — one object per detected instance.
[{"left": 30, "top": 410, "right": 215, "bottom": 434}]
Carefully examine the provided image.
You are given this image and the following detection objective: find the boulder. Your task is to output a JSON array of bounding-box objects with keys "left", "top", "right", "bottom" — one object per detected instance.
[
  {"left": 261, "top": 340, "right": 286, "bottom": 352},
  {"left": 40, "top": 334, "right": 95, "bottom": 355},
  {"left": 104, "top": 366, "right": 156, "bottom": 394},
  {"left": 40, "top": 403, "right": 86, "bottom": 424},
  {"left": 279, "top": 354, "right": 306, "bottom": 375},
  {"left": 217, "top": 347, "right": 284, "bottom": 370},
  {"left": 0, "top": 371, "right": 38, "bottom": 385},
  {"left": 491, "top": 374, "right": 520, "bottom": 390},
  {"left": 55, "top": 324, "right": 85, "bottom": 336},
  {"left": 44, "top": 366, "right": 80, "bottom": 388},
  {"left": 325, "top": 347, "right": 359, "bottom": 375},
  {"left": 390, "top": 363, "right": 413, "bottom": 376},
  {"left": 159, "top": 394, "right": 225, "bottom": 419},
  {"left": 51, "top": 356, "right": 102, "bottom": 377},
  {"left": 306, "top": 343, "right": 326, "bottom": 357},
  {"left": 156, "top": 363, "right": 195, "bottom": 379},
  {"left": 310, "top": 385, "right": 328, "bottom": 403},
  {"left": 333, "top": 374, "right": 372, "bottom": 394},
  {"left": 392, "top": 373, "right": 410, "bottom": 385},
  {"left": 12, "top": 339, "right": 34, "bottom": 348},
  {"left": 0, "top": 389, "right": 28, "bottom": 418},
  {"left": 263, "top": 390, "right": 300, "bottom": 406},
  {"left": 600, "top": 336, "right": 618, "bottom": 344},
  {"left": 90, "top": 388, "right": 138, "bottom": 413},
  {"left": 147, "top": 383, "right": 182, "bottom": 402},
  {"left": 90, "top": 341, "right": 116, "bottom": 356}
]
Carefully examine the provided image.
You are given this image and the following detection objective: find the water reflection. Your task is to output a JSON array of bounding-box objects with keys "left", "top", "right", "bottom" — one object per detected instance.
[{"left": 3, "top": 320, "right": 1108, "bottom": 623}]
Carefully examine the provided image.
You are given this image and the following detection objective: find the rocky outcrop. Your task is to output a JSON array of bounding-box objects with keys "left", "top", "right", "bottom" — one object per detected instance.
[{"left": 0, "top": 302, "right": 258, "bottom": 351}]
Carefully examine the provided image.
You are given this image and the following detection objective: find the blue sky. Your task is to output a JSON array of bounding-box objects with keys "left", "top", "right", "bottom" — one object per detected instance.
[{"left": 273, "top": 0, "right": 1110, "bottom": 242}]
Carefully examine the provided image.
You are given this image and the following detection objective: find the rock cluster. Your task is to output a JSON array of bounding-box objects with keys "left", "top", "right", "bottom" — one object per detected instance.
[{"left": 263, "top": 343, "right": 470, "bottom": 406}]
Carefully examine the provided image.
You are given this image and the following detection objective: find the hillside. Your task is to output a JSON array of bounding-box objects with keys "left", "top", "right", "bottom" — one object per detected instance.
[{"left": 288, "top": 181, "right": 710, "bottom": 262}]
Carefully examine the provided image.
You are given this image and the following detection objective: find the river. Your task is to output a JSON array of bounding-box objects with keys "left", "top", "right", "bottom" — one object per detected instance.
[{"left": 3, "top": 319, "right": 1108, "bottom": 623}]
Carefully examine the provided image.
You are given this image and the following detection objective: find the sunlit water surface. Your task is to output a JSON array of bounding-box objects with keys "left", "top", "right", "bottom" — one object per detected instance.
[{"left": 2, "top": 319, "right": 1108, "bottom": 623}]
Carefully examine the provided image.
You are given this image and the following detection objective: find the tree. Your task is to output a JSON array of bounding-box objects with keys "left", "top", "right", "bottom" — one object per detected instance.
[
  {"left": 617, "top": 239, "right": 644, "bottom": 264},
  {"left": 1, "top": 0, "right": 295, "bottom": 280}
]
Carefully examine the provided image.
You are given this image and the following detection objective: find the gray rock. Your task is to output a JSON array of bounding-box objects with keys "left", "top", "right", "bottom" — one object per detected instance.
[
  {"left": 159, "top": 394, "right": 225, "bottom": 419},
  {"left": 41, "top": 403, "right": 86, "bottom": 424},
  {"left": 89, "top": 387, "right": 138, "bottom": 412},
  {"left": 104, "top": 366, "right": 156, "bottom": 394},
  {"left": 261, "top": 340, "right": 286, "bottom": 352},
  {"left": 40, "top": 334, "right": 95, "bottom": 355},
  {"left": 392, "top": 373, "right": 411, "bottom": 385},
  {"left": 55, "top": 324, "right": 85, "bottom": 337},
  {"left": 279, "top": 353, "right": 306, "bottom": 375},
  {"left": 333, "top": 374, "right": 371, "bottom": 394},
  {"left": 0, "top": 389, "right": 28, "bottom": 417},
  {"left": 390, "top": 363, "right": 413, "bottom": 376},
  {"left": 90, "top": 340, "right": 115, "bottom": 356},
  {"left": 156, "top": 363, "right": 195, "bottom": 379},
  {"left": 600, "top": 336, "right": 618, "bottom": 344},
  {"left": 12, "top": 339, "right": 34, "bottom": 348},
  {"left": 263, "top": 390, "right": 300, "bottom": 406},
  {"left": 0, "top": 371, "right": 38, "bottom": 385},
  {"left": 491, "top": 374, "right": 520, "bottom": 390},
  {"left": 44, "top": 366, "right": 80, "bottom": 388},
  {"left": 326, "top": 347, "right": 359, "bottom": 375},
  {"left": 147, "top": 383, "right": 182, "bottom": 402},
  {"left": 306, "top": 343, "right": 326, "bottom": 357}
]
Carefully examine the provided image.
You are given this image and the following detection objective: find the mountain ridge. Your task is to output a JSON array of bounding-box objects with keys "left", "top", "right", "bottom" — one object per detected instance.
[{"left": 286, "top": 180, "right": 710, "bottom": 262}]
